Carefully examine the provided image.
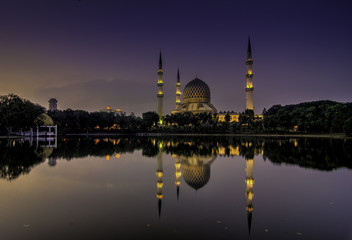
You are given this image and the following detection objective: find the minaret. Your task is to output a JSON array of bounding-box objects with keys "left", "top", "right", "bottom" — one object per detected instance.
[
  {"left": 175, "top": 155, "right": 182, "bottom": 200},
  {"left": 245, "top": 157, "right": 254, "bottom": 235},
  {"left": 157, "top": 52, "right": 164, "bottom": 120},
  {"left": 156, "top": 141, "right": 164, "bottom": 218},
  {"left": 245, "top": 37, "right": 254, "bottom": 111},
  {"left": 175, "top": 68, "right": 181, "bottom": 109}
]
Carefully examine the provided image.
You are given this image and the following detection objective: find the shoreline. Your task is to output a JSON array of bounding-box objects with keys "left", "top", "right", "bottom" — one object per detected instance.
[{"left": 1, "top": 133, "right": 348, "bottom": 139}]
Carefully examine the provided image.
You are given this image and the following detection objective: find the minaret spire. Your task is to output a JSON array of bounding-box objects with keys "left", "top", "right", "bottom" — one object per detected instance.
[
  {"left": 175, "top": 68, "right": 181, "bottom": 109},
  {"left": 245, "top": 37, "right": 254, "bottom": 111},
  {"left": 177, "top": 68, "right": 180, "bottom": 83},
  {"left": 157, "top": 52, "right": 164, "bottom": 122},
  {"left": 247, "top": 36, "right": 252, "bottom": 59},
  {"left": 159, "top": 51, "right": 162, "bottom": 70}
]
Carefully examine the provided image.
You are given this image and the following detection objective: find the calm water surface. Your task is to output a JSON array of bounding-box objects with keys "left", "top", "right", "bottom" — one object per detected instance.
[{"left": 0, "top": 136, "right": 351, "bottom": 240}]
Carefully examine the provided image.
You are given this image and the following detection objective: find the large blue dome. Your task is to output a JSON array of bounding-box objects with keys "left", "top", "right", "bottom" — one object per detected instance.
[{"left": 183, "top": 78, "right": 211, "bottom": 103}]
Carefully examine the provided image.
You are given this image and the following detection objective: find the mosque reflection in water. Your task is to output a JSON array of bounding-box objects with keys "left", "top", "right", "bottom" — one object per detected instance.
[
  {"left": 154, "top": 139, "right": 256, "bottom": 234},
  {"left": 1, "top": 136, "right": 351, "bottom": 237}
]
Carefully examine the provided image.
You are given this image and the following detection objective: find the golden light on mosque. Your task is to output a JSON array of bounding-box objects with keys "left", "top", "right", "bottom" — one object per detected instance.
[
  {"left": 229, "top": 146, "right": 240, "bottom": 155},
  {"left": 175, "top": 171, "right": 181, "bottom": 178},
  {"left": 246, "top": 179, "right": 254, "bottom": 186},
  {"left": 105, "top": 155, "right": 110, "bottom": 161},
  {"left": 157, "top": 182, "right": 164, "bottom": 189},
  {"left": 243, "top": 142, "right": 252, "bottom": 147},
  {"left": 248, "top": 192, "right": 254, "bottom": 200},
  {"left": 218, "top": 147, "right": 225, "bottom": 155},
  {"left": 246, "top": 206, "right": 253, "bottom": 212}
]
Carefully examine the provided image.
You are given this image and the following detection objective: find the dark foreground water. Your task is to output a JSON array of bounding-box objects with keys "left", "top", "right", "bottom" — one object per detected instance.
[{"left": 0, "top": 136, "right": 351, "bottom": 240}]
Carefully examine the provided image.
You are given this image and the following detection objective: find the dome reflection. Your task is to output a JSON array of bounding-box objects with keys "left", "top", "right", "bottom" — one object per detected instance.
[{"left": 179, "top": 154, "right": 216, "bottom": 190}]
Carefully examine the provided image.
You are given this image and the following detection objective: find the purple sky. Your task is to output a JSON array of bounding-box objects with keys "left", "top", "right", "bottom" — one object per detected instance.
[{"left": 1, "top": 0, "right": 351, "bottom": 115}]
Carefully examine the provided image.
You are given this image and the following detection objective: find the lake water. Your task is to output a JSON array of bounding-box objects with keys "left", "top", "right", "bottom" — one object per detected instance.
[{"left": 0, "top": 136, "right": 351, "bottom": 240}]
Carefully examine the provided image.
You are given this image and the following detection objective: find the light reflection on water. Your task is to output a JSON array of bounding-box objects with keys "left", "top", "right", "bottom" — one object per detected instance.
[{"left": 0, "top": 137, "right": 351, "bottom": 240}]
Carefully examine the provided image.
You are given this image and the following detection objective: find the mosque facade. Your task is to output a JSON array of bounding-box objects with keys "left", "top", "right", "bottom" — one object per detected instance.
[{"left": 157, "top": 37, "right": 256, "bottom": 121}]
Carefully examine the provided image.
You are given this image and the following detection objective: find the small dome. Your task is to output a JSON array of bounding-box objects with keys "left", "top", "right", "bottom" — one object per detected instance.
[
  {"left": 34, "top": 113, "right": 54, "bottom": 126},
  {"left": 183, "top": 78, "right": 211, "bottom": 103}
]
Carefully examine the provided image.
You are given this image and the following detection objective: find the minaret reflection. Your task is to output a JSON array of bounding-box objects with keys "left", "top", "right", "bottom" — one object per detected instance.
[
  {"left": 156, "top": 142, "right": 164, "bottom": 218},
  {"left": 174, "top": 155, "right": 182, "bottom": 200},
  {"left": 245, "top": 156, "right": 255, "bottom": 235},
  {"left": 218, "top": 140, "right": 256, "bottom": 235}
]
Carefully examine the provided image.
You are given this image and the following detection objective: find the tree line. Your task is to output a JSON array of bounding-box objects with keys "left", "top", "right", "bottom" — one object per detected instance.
[
  {"left": 0, "top": 94, "right": 160, "bottom": 134},
  {"left": 263, "top": 100, "right": 352, "bottom": 135},
  {"left": 1, "top": 94, "right": 352, "bottom": 136}
]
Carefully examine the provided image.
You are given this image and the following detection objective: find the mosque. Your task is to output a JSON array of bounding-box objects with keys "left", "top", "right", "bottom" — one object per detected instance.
[{"left": 156, "top": 37, "right": 256, "bottom": 122}]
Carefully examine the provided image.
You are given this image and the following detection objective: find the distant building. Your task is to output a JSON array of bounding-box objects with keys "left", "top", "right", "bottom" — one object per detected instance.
[
  {"left": 48, "top": 98, "right": 58, "bottom": 111},
  {"left": 100, "top": 106, "right": 126, "bottom": 116}
]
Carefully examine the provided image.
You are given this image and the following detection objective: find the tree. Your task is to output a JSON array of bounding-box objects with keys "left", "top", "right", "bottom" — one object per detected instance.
[
  {"left": 142, "top": 111, "right": 160, "bottom": 129},
  {"left": 0, "top": 94, "right": 45, "bottom": 134},
  {"left": 198, "top": 112, "right": 212, "bottom": 124},
  {"left": 343, "top": 117, "right": 352, "bottom": 137},
  {"left": 225, "top": 113, "right": 231, "bottom": 123},
  {"left": 264, "top": 104, "right": 282, "bottom": 116}
]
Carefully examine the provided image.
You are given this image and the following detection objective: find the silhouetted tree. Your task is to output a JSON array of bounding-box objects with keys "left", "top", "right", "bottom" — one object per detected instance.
[
  {"left": 344, "top": 117, "right": 352, "bottom": 137},
  {"left": 0, "top": 94, "right": 45, "bottom": 134},
  {"left": 142, "top": 111, "right": 160, "bottom": 129}
]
